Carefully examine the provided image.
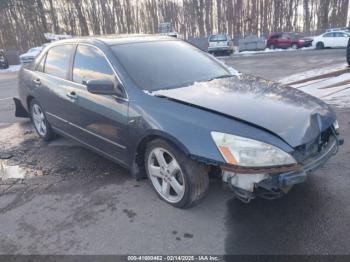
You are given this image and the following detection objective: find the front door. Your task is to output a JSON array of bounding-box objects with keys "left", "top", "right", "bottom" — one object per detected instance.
[
  {"left": 322, "top": 33, "right": 335, "bottom": 47},
  {"left": 65, "top": 44, "right": 129, "bottom": 165},
  {"left": 334, "top": 32, "right": 349, "bottom": 47}
]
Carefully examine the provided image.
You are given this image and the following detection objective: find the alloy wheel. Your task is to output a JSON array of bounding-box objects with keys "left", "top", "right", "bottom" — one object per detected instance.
[
  {"left": 147, "top": 147, "right": 185, "bottom": 203},
  {"left": 32, "top": 104, "right": 47, "bottom": 137}
]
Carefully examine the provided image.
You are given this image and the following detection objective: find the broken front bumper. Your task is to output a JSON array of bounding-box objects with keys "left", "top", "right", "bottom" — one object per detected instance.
[{"left": 222, "top": 134, "right": 343, "bottom": 203}]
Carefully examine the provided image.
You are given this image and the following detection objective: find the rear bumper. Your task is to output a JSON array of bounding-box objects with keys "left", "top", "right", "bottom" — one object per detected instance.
[
  {"left": 298, "top": 41, "right": 313, "bottom": 48},
  {"left": 208, "top": 46, "right": 233, "bottom": 52}
]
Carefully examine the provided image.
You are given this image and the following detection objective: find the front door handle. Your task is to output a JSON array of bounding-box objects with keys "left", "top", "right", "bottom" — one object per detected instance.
[{"left": 66, "top": 91, "right": 78, "bottom": 100}]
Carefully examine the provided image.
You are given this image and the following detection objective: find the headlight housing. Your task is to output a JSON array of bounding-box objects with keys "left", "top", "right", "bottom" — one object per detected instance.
[
  {"left": 333, "top": 120, "right": 339, "bottom": 131},
  {"left": 211, "top": 132, "right": 296, "bottom": 167}
]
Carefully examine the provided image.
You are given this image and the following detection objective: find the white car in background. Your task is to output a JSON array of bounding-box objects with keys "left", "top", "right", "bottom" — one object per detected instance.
[
  {"left": 20, "top": 44, "right": 48, "bottom": 64},
  {"left": 313, "top": 31, "right": 350, "bottom": 49},
  {"left": 208, "top": 34, "right": 234, "bottom": 55}
]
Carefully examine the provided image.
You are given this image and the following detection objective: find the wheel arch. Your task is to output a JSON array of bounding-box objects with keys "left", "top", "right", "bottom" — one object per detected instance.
[
  {"left": 26, "top": 95, "right": 35, "bottom": 111},
  {"left": 316, "top": 41, "right": 324, "bottom": 49},
  {"left": 130, "top": 130, "right": 191, "bottom": 179}
]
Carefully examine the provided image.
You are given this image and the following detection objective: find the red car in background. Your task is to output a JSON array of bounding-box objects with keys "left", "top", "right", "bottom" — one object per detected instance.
[{"left": 267, "top": 32, "right": 313, "bottom": 49}]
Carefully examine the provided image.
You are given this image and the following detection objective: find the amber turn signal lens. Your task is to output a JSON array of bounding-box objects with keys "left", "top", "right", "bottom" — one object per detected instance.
[{"left": 218, "top": 146, "right": 237, "bottom": 165}]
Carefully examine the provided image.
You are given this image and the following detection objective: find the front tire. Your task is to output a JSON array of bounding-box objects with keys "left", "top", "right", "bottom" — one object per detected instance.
[
  {"left": 316, "top": 42, "right": 324, "bottom": 49},
  {"left": 145, "top": 139, "right": 209, "bottom": 208},
  {"left": 30, "top": 99, "right": 54, "bottom": 141}
]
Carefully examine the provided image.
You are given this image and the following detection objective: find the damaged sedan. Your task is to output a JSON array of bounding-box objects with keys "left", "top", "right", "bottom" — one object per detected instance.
[{"left": 14, "top": 36, "right": 343, "bottom": 207}]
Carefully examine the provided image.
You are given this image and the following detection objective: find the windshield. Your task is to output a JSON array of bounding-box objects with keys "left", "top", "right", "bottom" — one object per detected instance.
[
  {"left": 209, "top": 35, "right": 227, "bottom": 42},
  {"left": 111, "top": 40, "right": 232, "bottom": 91}
]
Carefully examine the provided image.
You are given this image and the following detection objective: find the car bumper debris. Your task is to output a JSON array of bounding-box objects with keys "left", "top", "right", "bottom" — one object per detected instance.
[{"left": 222, "top": 133, "right": 343, "bottom": 203}]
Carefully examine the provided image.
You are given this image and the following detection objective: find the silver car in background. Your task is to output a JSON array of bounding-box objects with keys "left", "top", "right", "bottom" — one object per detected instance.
[
  {"left": 19, "top": 44, "right": 48, "bottom": 65},
  {"left": 208, "top": 34, "right": 234, "bottom": 55}
]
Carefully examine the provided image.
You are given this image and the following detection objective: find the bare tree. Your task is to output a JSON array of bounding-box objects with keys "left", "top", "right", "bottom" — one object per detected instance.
[{"left": 0, "top": 0, "right": 349, "bottom": 51}]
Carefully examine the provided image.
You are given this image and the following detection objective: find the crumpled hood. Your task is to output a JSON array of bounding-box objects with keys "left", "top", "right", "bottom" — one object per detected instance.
[{"left": 152, "top": 74, "right": 336, "bottom": 147}]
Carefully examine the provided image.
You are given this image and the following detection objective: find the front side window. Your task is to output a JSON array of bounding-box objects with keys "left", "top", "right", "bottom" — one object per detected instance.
[
  {"left": 36, "top": 54, "right": 46, "bottom": 72},
  {"left": 111, "top": 40, "right": 232, "bottom": 91},
  {"left": 323, "top": 33, "right": 334, "bottom": 38},
  {"left": 73, "top": 45, "right": 115, "bottom": 85},
  {"left": 44, "top": 45, "right": 75, "bottom": 79}
]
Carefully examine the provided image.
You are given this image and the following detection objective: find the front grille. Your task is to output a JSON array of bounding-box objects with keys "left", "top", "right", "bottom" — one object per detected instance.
[{"left": 294, "top": 127, "right": 333, "bottom": 164}]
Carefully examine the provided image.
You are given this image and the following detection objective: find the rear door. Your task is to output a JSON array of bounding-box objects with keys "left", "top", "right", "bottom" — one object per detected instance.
[
  {"left": 334, "top": 32, "right": 349, "bottom": 47},
  {"left": 31, "top": 44, "right": 76, "bottom": 131},
  {"left": 65, "top": 44, "right": 129, "bottom": 164}
]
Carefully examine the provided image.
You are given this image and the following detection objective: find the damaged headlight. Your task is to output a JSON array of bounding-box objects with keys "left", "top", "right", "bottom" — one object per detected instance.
[
  {"left": 211, "top": 132, "right": 296, "bottom": 167},
  {"left": 333, "top": 120, "right": 339, "bottom": 131}
]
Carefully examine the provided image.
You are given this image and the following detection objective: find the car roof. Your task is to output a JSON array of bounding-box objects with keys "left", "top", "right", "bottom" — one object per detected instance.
[
  {"left": 210, "top": 34, "right": 227, "bottom": 36},
  {"left": 323, "top": 31, "right": 349, "bottom": 34},
  {"left": 46, "top": 34, "right": 178, "bottom": 47}
]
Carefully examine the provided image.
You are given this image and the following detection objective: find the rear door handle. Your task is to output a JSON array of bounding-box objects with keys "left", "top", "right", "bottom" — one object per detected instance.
[
  {"left": 32, "top": 79, "right": 41, "bottom": 85},
  {"left": 66, "top": 91, "right": 78, "bottom": 100}
]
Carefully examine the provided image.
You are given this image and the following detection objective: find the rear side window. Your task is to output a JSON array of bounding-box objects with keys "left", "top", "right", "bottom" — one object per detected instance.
[
  {"left": 323, "top": 33, "right": 334, "bottom": 37},
  {"left": 281, "top": 34, "right": 290, "bottom": 39},
  {"left": 44, "top": 45, "right": 75, "bottom": 79},
  {"left": 72, "top": 45, "right": 115, "bottom": 85},
  {"left": 334, "top": 32, "right": 348, "bottom": 37}
]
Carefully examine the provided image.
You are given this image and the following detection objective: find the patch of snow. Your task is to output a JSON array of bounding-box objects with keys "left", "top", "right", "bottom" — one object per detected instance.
[
  {"left": 291, "top": 78, "right": 332, "bottom": 89},
  {"left": 0, "top": 162, "right": 26, "bottom": 180},
  {"left": 299, "top": 83, "right": 350, "bottom": 99},
  {"left": 0, "top": 65, "right": 22, "bottom": 73},
  {"left": 323, "top": 88, "right": 350, "bottom": 108},
  {"left": 0, "top": 160, "right": 44, "bottom": 180},
  {"left": 297, "top": 73, "right": 350, "bottom": 90},
  {"left": 143, "top": 90, "right": 155, "bottom": 96},
  {"left": 288, "top": 70, "right": 350, "bottom": 109},
  {"left": 233, "top": 46, "right": 315, "bottom": 56},
  {"left": 279, "top": 63, "right": 348, "bottom": 84}
]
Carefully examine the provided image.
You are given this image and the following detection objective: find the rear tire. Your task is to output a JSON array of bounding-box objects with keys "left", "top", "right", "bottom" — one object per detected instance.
[
  {"left": 145, "top": 139, "right": 209, "bottom": 208},
  {"left": 30, "top": 99, "right": 54, "bottom": 141},
  {"left": 316, "top": 42, "right": 324, "bottom": 49},
  {"left": 269, "top": 44, "right": 275, "bottom": 49}
]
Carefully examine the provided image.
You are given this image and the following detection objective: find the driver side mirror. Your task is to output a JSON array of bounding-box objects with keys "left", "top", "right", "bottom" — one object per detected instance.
[{"left": 86, "top": 79, "right": 124, "bottom": 98}]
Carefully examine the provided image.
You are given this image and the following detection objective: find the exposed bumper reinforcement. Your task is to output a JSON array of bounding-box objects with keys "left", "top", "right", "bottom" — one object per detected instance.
[{"left": 225, "top": 134, "right": 342, "bottom": 203}]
